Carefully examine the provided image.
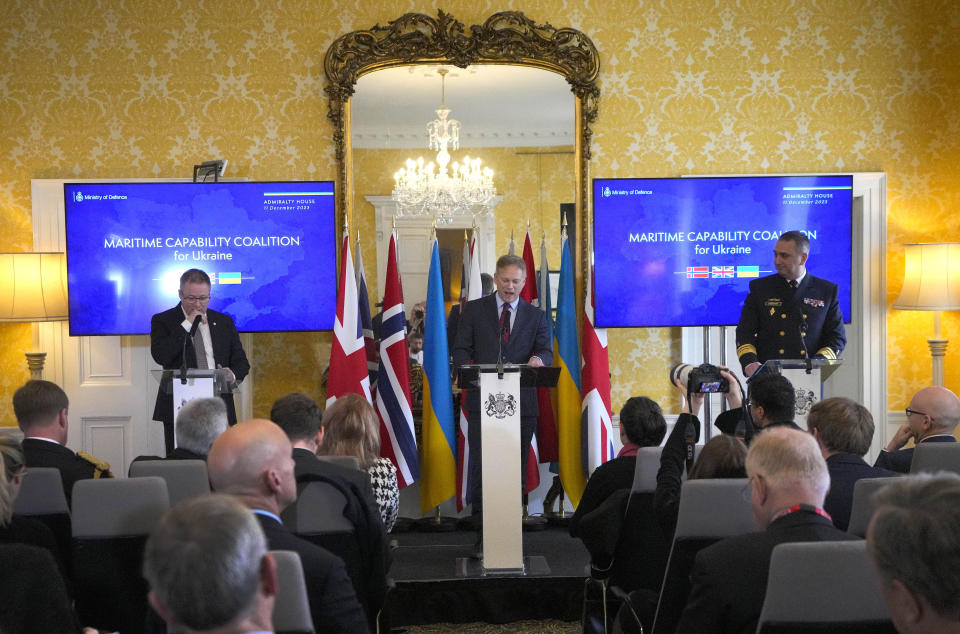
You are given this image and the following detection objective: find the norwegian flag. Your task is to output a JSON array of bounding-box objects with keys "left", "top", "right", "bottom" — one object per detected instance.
[
  {"left": 327, "top": 231, "right": 372, "bottom": 405},
  {"left": 581, "top": 263, "right": 615, "bottom": 476},
  {"left": 711, "top": 265, "right": 734, "bottom": 278},
  {"left": 686, "top": 266, "right": 709, "bottom": 279},
  {"left": 355, "top": 240, "right": 379, "bottom": 387},
  {"left": 374, "top": 234, "right": 418, "bottom": 488},
  {"left": 456, "top": 228, "right": 483, "bottom": 511},
  {"left": 519, "top": 230, "right": 540, "bottom": 494}
]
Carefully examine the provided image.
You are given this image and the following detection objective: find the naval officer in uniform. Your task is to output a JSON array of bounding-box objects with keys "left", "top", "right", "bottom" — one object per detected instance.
[{"left": 736, "top": 230, "right": 845, "bottom": 376}]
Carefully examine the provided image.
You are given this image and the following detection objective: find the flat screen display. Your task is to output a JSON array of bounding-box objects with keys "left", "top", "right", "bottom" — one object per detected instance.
[
  {"left": 64, "top": 181, "right": 337, "bottom": 335},
  {"left": 592, "top": 175, "right": 853, "bottom": 328}
]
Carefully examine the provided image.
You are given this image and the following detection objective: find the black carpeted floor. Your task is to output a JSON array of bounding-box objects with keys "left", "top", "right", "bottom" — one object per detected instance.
[{"left": 386, "top": 526, "right": 590, "bottom": 626}]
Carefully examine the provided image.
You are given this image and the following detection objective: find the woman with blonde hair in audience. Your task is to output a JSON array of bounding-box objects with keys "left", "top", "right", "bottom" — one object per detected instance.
[{"left": 320, "top": 393, "right": 399, "bottom": 531}]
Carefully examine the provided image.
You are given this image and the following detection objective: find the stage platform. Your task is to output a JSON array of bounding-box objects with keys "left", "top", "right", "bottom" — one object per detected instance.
[{"left": 386, "top": 525, "right": 590, "bottom": 626}]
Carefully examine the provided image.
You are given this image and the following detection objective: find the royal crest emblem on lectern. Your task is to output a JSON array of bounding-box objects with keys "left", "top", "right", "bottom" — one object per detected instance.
[{"left": 485, "top": 393, "right": 517, "bottom": 419}]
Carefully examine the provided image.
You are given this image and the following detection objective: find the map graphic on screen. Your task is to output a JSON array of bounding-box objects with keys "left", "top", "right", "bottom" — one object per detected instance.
[
  {"left": 64, "top": 181, "right": 337, "bottom": 335},
  {"left": 592, "top": 175, "right": 853, "bottom": 328}
]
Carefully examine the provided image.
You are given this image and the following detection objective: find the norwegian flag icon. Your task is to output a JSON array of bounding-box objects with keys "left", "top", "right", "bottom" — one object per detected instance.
[{"left": 686, "top": 266, "right": 709, "bottom": 279}]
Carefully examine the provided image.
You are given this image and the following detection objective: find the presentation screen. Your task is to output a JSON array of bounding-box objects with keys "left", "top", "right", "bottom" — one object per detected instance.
[
  {"left": 64, "top": 181, "right": 337, "bottom": 335},
  {"left": 592, "top": 175, "right": 853, "bottom": 328}
]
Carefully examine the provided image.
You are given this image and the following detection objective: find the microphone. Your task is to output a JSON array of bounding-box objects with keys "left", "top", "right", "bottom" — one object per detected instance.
[
  {"left": 189, "top": 314, "right": 202, "bottom": 337},
  {"left": 497, "top": 323, "right": 507, "bottom": 378},
  {"left": 180, "top": 315, "right": 203, "bottom": 384},
  {"left": 798, "top": 311, "right": 812, "bottom": 373}
]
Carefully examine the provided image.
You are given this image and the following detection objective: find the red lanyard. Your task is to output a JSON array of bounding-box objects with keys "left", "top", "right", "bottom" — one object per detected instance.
[{"left": 771, "top": 503, "right": 832, "bottom": 523}]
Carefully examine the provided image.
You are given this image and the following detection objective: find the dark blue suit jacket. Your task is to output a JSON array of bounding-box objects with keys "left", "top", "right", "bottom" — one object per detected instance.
[
  {"left": 675, "top": 510, "right": 857, "bottom": 634},
  {"left": 736, "top": 273, "right": 845, "bottom": 372},
  {"left": 873, "top": 435, "right": 957, "bottom": 474},
  {"left": 256, "top": 513, "right": 369, "bottom": 634},
  {"left": 452, "top": 293, "right": 553, "bottom": 415},
  {"left": 824, "top": 452, "right": 897, "bottom": 530}
]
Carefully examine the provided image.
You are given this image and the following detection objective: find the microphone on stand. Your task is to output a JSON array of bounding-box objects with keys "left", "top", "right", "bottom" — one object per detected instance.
[
  {"left": 180, "top": 315, "right": 203, "bottom": 384},
  {"left": 797, "top": 311, "right": 812, "bottom": 373},
  {"left": 497, "top": 324, "right": 507, "bottom": 379}
]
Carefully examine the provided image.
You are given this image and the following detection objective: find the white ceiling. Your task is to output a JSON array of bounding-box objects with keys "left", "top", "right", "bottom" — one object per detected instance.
[{"left": 350, "top": 64, "right": 575, "bottom": 149}]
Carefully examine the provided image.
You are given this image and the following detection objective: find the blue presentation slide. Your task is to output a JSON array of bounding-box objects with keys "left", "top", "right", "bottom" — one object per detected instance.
[
  {"left": 64, "top": 181, "right": 337, "bottom": 335},
  {"left": 592, "top": 175, "right": 853, "bottom": 328}
]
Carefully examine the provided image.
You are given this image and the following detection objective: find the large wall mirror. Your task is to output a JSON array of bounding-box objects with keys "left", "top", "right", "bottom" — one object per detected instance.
[{"left": 324, "top": 10, "right": 599, "bottom": 307}]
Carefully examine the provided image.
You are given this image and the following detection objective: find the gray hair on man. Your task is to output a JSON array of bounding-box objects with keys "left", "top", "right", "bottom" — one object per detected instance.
[
  {"left": 868, "top": 473, "right": 960, "bottom": 627},
  {"left": 143, "top": 494, "right": 274, "bottom": 632},
  {"left": 176, "top": 397, "right": 228, "bottom": 456}
]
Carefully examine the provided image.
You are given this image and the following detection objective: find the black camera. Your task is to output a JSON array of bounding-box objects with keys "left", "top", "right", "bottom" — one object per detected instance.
[{"left": 670, "top": 362, "right": 730, "bottom": 393}]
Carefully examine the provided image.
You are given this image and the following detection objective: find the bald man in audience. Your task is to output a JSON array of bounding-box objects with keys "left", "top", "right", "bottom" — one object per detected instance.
[
  {"left": 142, "top": 494, "right": 277, "bottom": 634},
  {"left": 675, "top": 427, "right": 857, "bottom": 634},
  {"left": 867, "top": 473, "right": 960, "bottom": 634},
  {"left": 208, "top": 419, "right": 369, "bottom": 634},
  {"left": 875, "top": 385, "right": 960, "bottom": 473}
]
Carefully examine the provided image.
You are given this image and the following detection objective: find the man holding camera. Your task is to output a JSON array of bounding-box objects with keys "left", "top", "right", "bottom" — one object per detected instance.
[{"left": 736, "top": 231, "right": 845, "bottom": 377}]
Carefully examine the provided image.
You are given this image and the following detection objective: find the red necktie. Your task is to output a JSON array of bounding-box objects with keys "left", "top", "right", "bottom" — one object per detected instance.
[{"left": 500, "top": 304, "right": 511, "bottom": 345}]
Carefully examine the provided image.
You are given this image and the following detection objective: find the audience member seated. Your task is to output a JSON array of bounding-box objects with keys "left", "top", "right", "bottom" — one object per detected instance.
[
  {"left": 807, "top": 396, "right": 898, "bottom": 530},
  {"left": 272, "top": 391, "right": 390, "bottom": 628},
  {"left": 0, "top": 544, "right": 87, "bottom": 634},
  {"left": 208, "top": 418, "right": 369, "bottom": 633},
  {"left": 142, "top": 494, "right": 277, "bottom": 634},
  {"left": 14, "top": 380, "right": 113, "bottom": 505},
  {"left": 270, "top": 392, "right": 379, "bottom": 512},
  {"left": 570, "top": 396, "right": 667, "bottom": 536},
  {"left": 874, "top": 385, "right": 960, "bottom": 473},
  {"left": 319, "top": 393, "right": 400, "bottom": 533},
  {"left": 655, "top": 370, "right": 749, "bottom": 540},
  {"left": 0, "top": 435, "right": 71, "bottom": 590},
  {"left": 714, "top": 372, "right": 799, "bottom": 442},
  {"left": 867, "top": 472, "right": 960, "bottom": 634},
  {"left": 133, "top": 397, "right": 228, "bottom": 466},
  {"left": 675, "top": 427, "right": 857, "bottom": 634}
]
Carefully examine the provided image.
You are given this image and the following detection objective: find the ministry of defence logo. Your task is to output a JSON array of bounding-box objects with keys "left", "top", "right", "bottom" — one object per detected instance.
[
  {"left": 485, "top": 392, "right": 517, "bottom": 420},
  {"left": 73, "top": 191, "right": 84, "bottom": 202}
]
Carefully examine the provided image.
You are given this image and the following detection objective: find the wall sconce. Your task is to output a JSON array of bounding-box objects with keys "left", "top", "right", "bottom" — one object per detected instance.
[
  {"left": 892, "top": 243, "right": 960, "bottom": 386},
  {"left": 0, "top": 252, "right": 69, "bottom": 379}
]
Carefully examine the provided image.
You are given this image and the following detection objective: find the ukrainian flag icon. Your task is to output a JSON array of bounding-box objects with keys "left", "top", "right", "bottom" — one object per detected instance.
[{"left": 219, "top": 272, "right": 242, "bottom": 284}]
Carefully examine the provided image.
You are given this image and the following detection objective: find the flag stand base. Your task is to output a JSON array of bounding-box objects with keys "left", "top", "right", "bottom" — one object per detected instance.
[
  {"left": 414, "top": 508, "right": 458, "bottom": 532},
  {"left": 522, "top": 499, "right": 548, "bottom": 531}
]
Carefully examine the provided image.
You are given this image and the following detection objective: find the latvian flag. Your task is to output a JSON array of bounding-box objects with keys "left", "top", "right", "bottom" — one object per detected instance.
[
  {"left": 686, "top": 266, "right": 709, "bottom": 279},
  {"left": 712, "top": 266, "right": 734, "bottom": 278}
]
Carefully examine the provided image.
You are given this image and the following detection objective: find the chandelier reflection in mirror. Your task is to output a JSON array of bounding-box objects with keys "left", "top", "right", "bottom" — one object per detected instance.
[{"left": 392, "top": 69, "right": 496, "bottom": 222}]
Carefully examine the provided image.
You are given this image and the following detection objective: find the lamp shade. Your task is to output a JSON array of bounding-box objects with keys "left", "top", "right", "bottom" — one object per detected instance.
[
  {"left": 893, "top": 242, "right": 960, "bottom": 311},
  {"left": 0, "top": 252, "right": 69, "bottom": 322}
]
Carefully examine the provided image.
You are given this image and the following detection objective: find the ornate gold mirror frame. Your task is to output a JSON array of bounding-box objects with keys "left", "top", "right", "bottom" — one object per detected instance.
[{"left": 323, "top": 10, "right": 599, "bottom": 295}]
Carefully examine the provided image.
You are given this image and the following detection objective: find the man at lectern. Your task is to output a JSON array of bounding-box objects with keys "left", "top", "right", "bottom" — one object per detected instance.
[
  {"left": 736, "top": 231, "right": 845, "bottom": 377},
  {"left": 453, "top": 254, "right": 553, "bottom": 513},
  {"left": 151, "top": 268, "right": 250, "bottom": 453}
]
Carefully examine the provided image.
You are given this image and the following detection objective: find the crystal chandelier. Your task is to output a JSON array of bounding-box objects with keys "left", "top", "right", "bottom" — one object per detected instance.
[{"left": 392, "top": 69, "right": 496, "bottom": 220}]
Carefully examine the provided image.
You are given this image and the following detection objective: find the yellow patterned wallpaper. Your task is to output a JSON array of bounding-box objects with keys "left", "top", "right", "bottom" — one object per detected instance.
[{"left": 1, "top": 0, "right": 959, "bottom": 425}]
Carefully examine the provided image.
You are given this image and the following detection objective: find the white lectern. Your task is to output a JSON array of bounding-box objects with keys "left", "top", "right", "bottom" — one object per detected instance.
[
  {"left": 151, "top": 368, "right": 237, "bottom": 447},
  {"left": 457, "top": 363, "right": 559, "bottom": 575}
]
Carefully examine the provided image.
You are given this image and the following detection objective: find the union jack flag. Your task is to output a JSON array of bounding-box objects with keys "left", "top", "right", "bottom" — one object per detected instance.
[{"left": 712, "top": 265, "right": 735, "bottom": 278}]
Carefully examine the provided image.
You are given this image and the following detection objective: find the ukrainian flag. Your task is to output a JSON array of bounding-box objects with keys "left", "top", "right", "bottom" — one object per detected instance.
[
  {"left": 218, "top": 272, "right": 242, "bottom": 284},
  {"left": 419, "top": 240, "right": 457, "bottom": 513},
  {"left": 737, "top": 266, "right": 760, "bottom": 278},
  {"left": 555, "top": 236, "right": 585, "bottom": 507}
]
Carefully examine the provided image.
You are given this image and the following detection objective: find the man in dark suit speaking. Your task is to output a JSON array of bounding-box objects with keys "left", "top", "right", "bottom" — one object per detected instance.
[
  {"left": 736, "top": 230, "right": 846, "bottom": 376},
  {"left": 453, "top": 254, "right": 553, "bottom": 513},
  {"left": 151, "top": 268, "right": 249, "bottom": 454}
]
